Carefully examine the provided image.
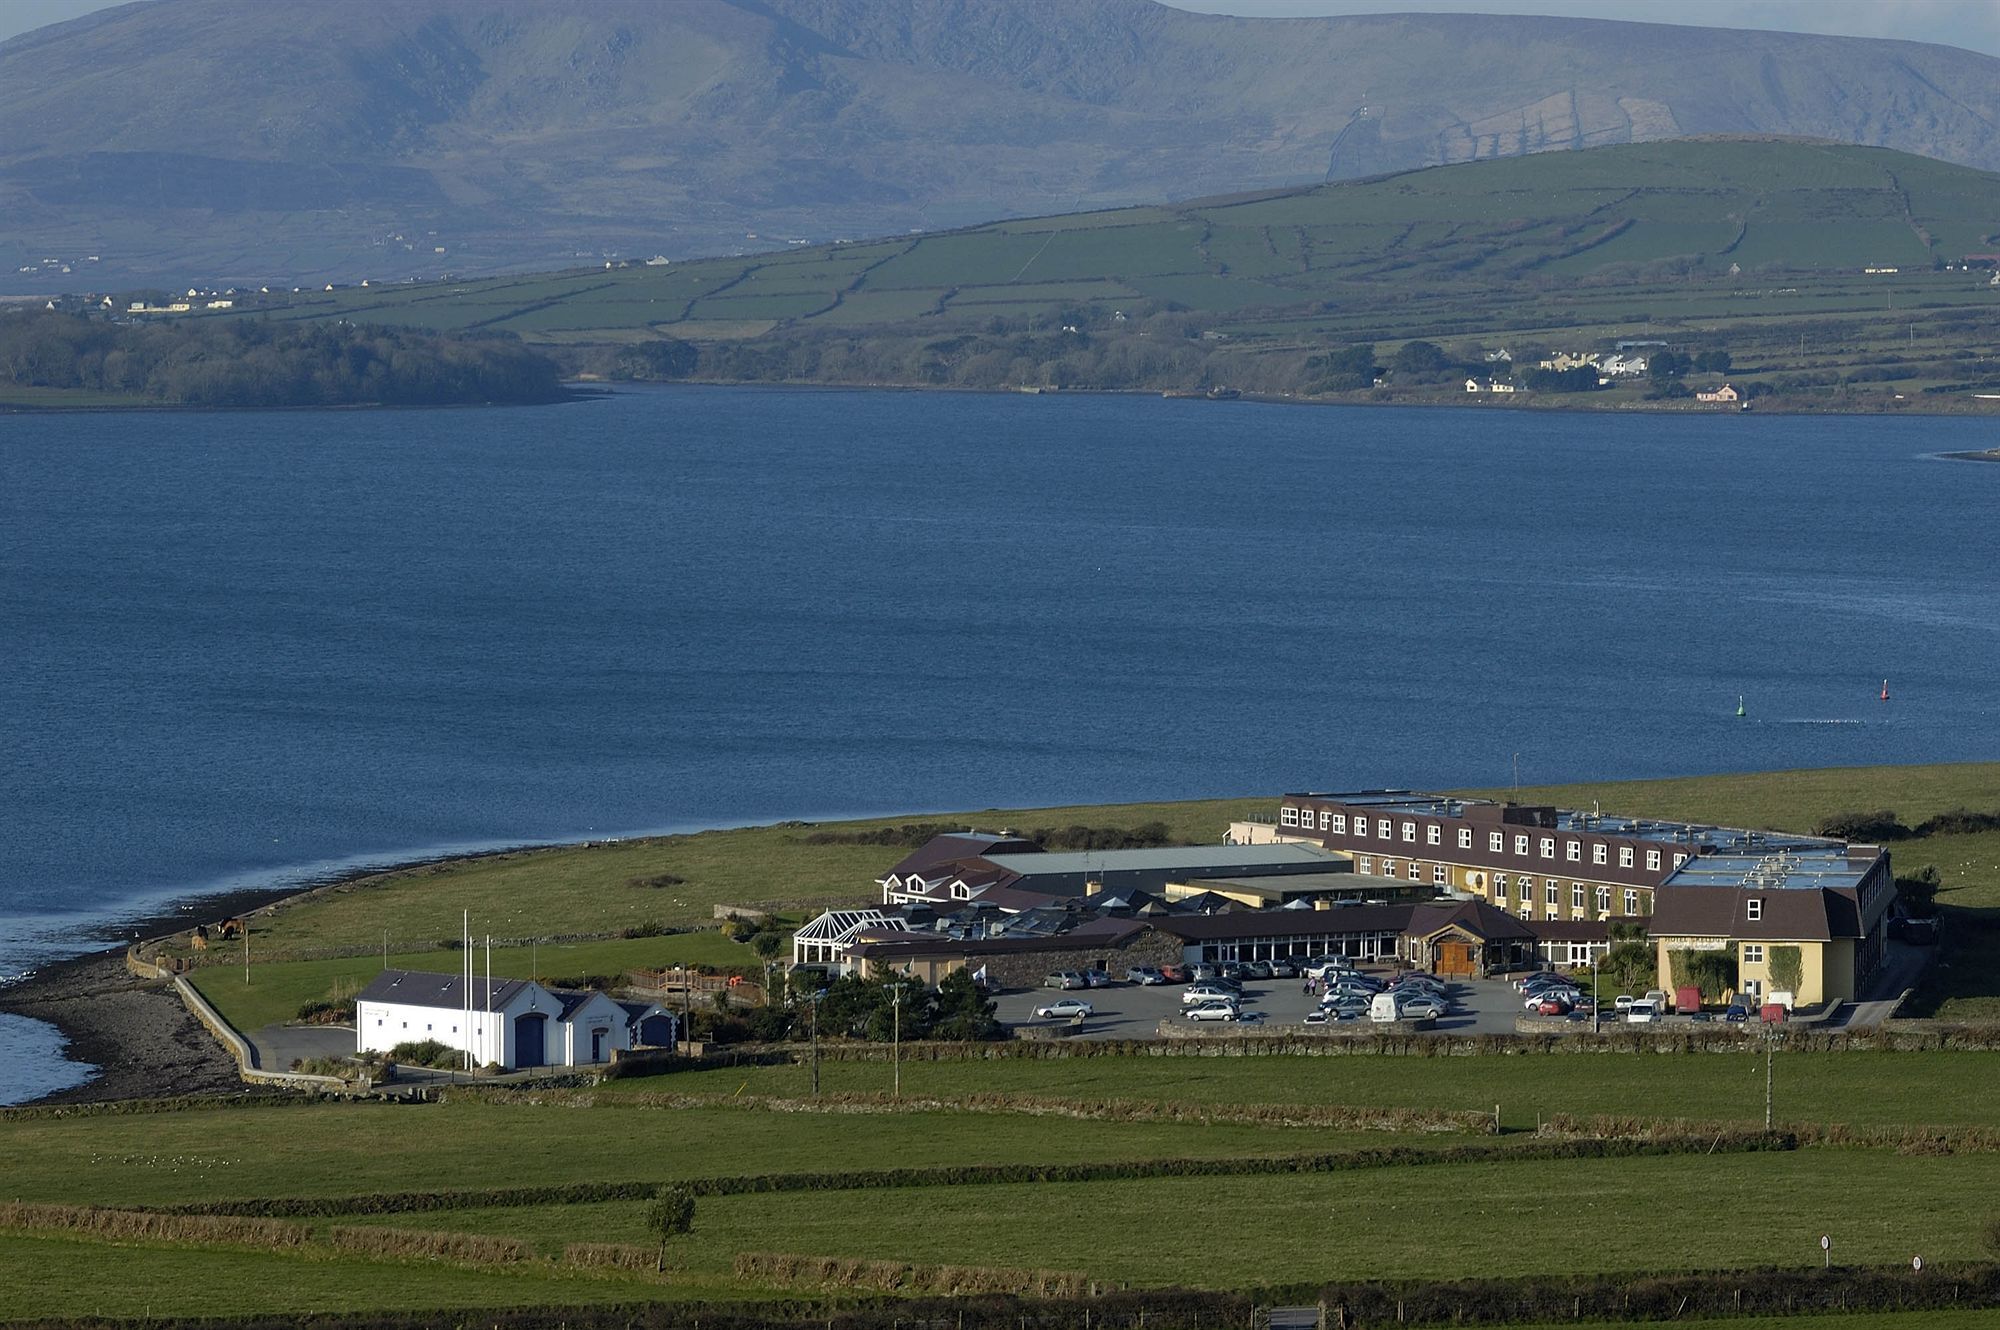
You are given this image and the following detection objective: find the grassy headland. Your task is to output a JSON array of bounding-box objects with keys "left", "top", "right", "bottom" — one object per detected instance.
[{"left": 180, "top": 764, "right": 2000, "bottom": 1033}]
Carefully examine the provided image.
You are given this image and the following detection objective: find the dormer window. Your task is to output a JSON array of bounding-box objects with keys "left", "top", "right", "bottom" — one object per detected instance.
[{"left": 1747, "top": 897, "right": 1763, "bottom": 921}]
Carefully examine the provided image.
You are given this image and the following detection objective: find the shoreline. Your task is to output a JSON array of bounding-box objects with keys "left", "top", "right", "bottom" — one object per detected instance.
[
  {"left": 618, "top": 377, "right": 2000, "bottom": 419},
  {"left": 0, "top": 841, "right": 561, "bottom": 1106}
]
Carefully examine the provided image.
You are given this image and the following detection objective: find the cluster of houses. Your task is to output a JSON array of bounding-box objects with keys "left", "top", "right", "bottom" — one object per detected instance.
[
  {"left": 357, "top": 787, "right": 1897, "bottom": 1072},
  {"left": 793, "top": 790, "right": 1896, "bottom": 1012}
]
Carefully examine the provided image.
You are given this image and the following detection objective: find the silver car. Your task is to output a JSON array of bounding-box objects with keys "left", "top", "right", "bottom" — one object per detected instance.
[{"left": 1185, "top": 1000, "right": 1241, "bottom": 1022}]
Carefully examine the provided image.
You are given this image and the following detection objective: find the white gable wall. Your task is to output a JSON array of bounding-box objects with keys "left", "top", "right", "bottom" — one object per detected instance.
[{"left": 356, "top": 982, "right": 634, "bottom": 1070}]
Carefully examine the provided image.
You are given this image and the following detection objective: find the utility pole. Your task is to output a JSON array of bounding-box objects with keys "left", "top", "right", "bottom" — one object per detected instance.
[
  {"left": 1591, "top": 954, "right": 1600, "bottom": 1034},
  {"left": 1765, "top": 1026, "right": 1774, "bottom": 1132},
  {"left": 810, "top": 990, "right": 825, "bottom": 1097},
  {"left": 892, "top": 981, "right": 908, "bottom": 1099}
]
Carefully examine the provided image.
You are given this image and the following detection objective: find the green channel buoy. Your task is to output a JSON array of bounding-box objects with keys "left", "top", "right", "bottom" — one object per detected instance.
[{"left": 1736, "top": 695, "right": 1746, "bottom": 718}]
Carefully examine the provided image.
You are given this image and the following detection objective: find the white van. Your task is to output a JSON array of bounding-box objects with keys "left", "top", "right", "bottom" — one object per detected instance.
[
  {"left": 1369, "top": 992, "right": 1403, "bottom": 1023},
  {"left": 1625, "top": 1001, "right": 1659, "bottom": 1024}
]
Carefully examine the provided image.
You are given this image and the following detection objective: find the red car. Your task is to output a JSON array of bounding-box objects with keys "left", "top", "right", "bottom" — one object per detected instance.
[
  {"left": 1536, "top": 998, "right": 1573, "bottom": 1016},
  {"left": 1159, "top": 963, "right": 1190, "bottom": 983}
]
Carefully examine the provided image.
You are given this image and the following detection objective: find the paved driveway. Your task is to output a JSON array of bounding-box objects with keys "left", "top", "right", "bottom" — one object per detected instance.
[{"left": 246, "top": 1022, "right": 356, "bottom": 1071}]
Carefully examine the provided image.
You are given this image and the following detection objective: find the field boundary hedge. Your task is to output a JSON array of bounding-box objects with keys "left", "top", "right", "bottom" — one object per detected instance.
[
  {"left": 606, "top": 1022, "right": 2000, "bottom": 1066},
  {"left": 0, "top": 1091, "right": 320, "bottom": 1124},
  {"left": 1545, "top": 1111, "right": 2000, "bottom": 1154},
  {"left": 9, "top": 1262, "right": 2000, "bottom": 1329},
  {"left": 152, "top": 1131, "right": 1794, "bottom": 1218},
  {"left": 325, "top": 1225, "right": 534, "bottom": 1266},
  {"left": 0, "top": 1202, "right": 309, "bottom": 1249},
  {"left": 477, "top": 1085, "right": 1495, "bottom": 1134},
  {"left": 737, "top": 1251, "right": 1093, "bottom": 1297}
]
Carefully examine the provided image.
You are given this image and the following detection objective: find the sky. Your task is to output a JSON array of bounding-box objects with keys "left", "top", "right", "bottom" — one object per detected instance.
[{"left": 2, "top": 0, "right": 1998, "bottom": 55}]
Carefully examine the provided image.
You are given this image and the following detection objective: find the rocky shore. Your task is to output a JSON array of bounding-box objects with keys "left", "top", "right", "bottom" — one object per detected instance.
[{"left": 0, "top": 951, "right": 242, "bottom": 1105}]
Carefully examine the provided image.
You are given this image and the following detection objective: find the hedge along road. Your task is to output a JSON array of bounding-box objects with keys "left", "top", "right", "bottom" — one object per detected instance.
[{"left": 600, "top": 1046, "right": 2000, "bottom": 1131}]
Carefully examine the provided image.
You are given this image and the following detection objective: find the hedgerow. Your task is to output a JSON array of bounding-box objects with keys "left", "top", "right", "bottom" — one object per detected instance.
[
  {"left": 0, "top": 1202, "right": 308, "bottom": 1249},
  {"left": 154, "top": 1131, "right": 1791, "bottom": 1219},
  {"left": 325, "top": 1225, "right": 534, "bottom": 1265},
  {"left": 737, "top": 1251, "right": 1092, "bottom": 1297}
]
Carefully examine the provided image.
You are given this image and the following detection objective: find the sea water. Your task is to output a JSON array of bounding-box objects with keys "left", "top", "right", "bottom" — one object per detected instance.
[{"left": 3, "top": 387, "right": 1998, "bottom": 1099}]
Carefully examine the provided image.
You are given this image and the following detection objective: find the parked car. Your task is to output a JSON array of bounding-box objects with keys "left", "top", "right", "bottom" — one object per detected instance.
[
  {"left": 1514, "top": 971, "right": 1567, "bottom": 991},
  {"left": 1242, "top": 960, "right": 1274, "bottom": 981},
  {"left": 1159, "top": 963, "right": 1190, "bottom": 983},
  {"left": 1185, "top": 1001, "right": 1241, "bottom": 1022},
  {"left": 1535, "top": 998, "right": 1572, "bottom": 1016},
  {"left": 1613, "top": 994, "right": 1638, "bottom": 1012},
  {"left": 1369, "top": 993, "right": 1406, "bottom": 1022},
  {"left": 1526, "top": 990, "right": 1580, "bottom": 1011},
  {"left": 1033, "top": 998, "right": 1093, "bottom": 1020},
  {"left": 1643, "top": 989, "right": 1671, "bottom": 1011},
  {"left": 1267, "top": 959, "right": 1299, "bottom": 979},
  {"left": 1082, "top": 969, "right": 1116, "bottom": 988},
  {"left": 1626, "top": 1001, "right": 1659, "bottom": 1024},
  {"left": 1723, "top": 1004, "right": 1750, "bottom": 1023},
  {"left": 1321, "top": 995, "right": 1371, "bottom": 1016},
  {"left": 1183, "top": 985, "right": 1239, "bottom": 1006},
  {"left": 1044, "top": 971, "right": 1087, "bottom": 990},
  {"left": 1125, "top": 965, "right": 1166, "bottom": 985},
  {"left": 1301, "top": 1009, "right": 1332, "bottom": 1026},
  {"left": 1216, "top": 962, "right": 1247, "bottom": 982},
  {"left": 1303, "top": 959, "right": 1353, "bottom": 980},
  {"left": 1398, "top": 996, "right": 1450, "bottom": 1020}
]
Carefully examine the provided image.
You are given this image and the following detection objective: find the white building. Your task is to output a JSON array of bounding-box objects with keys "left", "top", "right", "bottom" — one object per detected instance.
[
  {"left": 793, "top": 908, "right": 909, "bottom": 969},
  {"left": 354, "top": 968, "right": 662, "bottom": 1069}
]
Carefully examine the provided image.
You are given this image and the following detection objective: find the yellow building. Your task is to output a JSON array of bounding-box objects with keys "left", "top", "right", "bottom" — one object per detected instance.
[{"left": 1646, "top": 845, "right": 1893, "bottom": 1009}]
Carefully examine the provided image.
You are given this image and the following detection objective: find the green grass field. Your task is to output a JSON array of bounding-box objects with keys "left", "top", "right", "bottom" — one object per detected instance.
[
  {"left": 188, "top": 141, "right": 2000, "bottom": 413},
  {"left": 334, "top": 1149, "right": 1996, "bottom": 1285},
  {"left": 613, "top": 1047, "right": 2000, "bottom": 1132},
  {"left": 37, "top": 762, "right": 2000, "bottom": 1323},
  {"left": 0, "top": 1099, "right": 1410, "bottom": 1209}
]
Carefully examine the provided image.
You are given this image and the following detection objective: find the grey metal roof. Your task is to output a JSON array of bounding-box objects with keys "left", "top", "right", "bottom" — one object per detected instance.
[
  {"left": 984, "top": 844, "right": 1339, "bottom": 876},
  {"left": 355, "top": 968, "right": 612, "bottom": 1017},
  {"left": 355, "top": 968, "right": 536, "bottom": 1012}
]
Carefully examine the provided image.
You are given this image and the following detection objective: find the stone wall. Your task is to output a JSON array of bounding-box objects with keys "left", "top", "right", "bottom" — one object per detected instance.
[{"left": 979, "top": 929, "right": 1186, "bottom": 992}]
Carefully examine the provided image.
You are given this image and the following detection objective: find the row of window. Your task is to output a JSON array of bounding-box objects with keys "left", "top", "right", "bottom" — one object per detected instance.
[
  {"left": 1354, "top": 855, "right": 1449, "bottom": 884},
  {"left": 1283, "top": 806, "right": 1683, "bottom": 875},
  {"left": 1489, "top": 873, "right": 1642, "bottom": 917}
]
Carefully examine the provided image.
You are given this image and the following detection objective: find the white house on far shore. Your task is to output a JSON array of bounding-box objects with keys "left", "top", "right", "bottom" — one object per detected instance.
[{"left": 354, "top": 969, "right": 667, "bottom": 1069}]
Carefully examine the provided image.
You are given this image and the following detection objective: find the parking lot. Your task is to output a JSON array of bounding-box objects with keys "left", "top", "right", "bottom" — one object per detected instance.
[{"left": 992, "top": 966, "right": 1543, "bottom": 1039}]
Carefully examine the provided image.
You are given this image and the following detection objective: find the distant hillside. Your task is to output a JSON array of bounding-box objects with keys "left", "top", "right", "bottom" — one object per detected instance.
[
  {"left": 6, "top": 0, "right": 2000, "bottom": 287},
  {"left": 183, "top": 140, "right": 2000, "bottom": 412}
]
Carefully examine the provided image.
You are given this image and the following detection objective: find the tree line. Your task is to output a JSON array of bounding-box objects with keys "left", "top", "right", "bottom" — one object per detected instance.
[{"left": 0, "top": 310, "right": 566, "bottom": 408}]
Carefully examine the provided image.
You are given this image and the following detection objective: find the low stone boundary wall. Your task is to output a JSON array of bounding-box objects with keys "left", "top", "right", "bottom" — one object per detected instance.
[
  {"left": 1157, "top": 1017, "right": 1439, "bottom": 1039},
  {"left": 169, "top": 974, "right": 349, "bottom": 1094}
]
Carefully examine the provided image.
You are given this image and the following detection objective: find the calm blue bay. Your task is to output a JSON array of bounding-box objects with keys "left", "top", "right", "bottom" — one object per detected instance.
[{"left": 3, "top": 386, "right": 1998, "bottom": 1098}]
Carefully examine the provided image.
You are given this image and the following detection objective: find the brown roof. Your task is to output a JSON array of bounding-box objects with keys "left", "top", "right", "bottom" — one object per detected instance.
[
  {"left": 1647, "top": 886, "right": 1857, "bottom": 942},
  {"left": 848, "top": 918, "right": 1148, "bottom": 960},
  {"left": 885, "top": 834, "right": 1039, "bottom": 880},
  {"left": 1405, "top": 900, "right": 1537, "bottom": 943},
  {"left": 1156, "top": 905, "right": 1414, "bottom": 941}
]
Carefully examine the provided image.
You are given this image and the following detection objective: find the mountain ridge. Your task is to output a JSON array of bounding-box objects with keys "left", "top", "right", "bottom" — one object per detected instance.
[{"left": 6, "top": 0, "right": 2000, "bottom": 286}]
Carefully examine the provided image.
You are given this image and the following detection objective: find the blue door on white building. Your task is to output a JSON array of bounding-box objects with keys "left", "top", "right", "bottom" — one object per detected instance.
[{"left": 515, "top": 1013, "right": 546, "bottom": 1067}]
